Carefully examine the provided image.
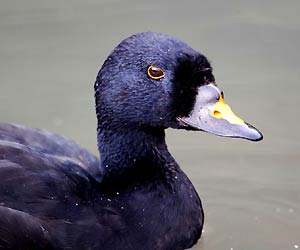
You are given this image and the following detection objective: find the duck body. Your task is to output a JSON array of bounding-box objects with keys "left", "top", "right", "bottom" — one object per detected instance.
[
  {"left": 0, "top": 32, "right": 262, "bottom": 249},
  {"left": 0, "top": 123, "right": 202, "bottom": 250}
]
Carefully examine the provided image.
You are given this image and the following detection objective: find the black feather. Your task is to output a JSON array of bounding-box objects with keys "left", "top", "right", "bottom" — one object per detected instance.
[{"left": 172, "top": 53, "right": 215, "bottom": 117}]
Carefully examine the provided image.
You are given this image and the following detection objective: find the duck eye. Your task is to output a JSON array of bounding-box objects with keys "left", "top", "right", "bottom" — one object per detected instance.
[{"left": 147, "top": 65, "right": 165, "bottom": 80}]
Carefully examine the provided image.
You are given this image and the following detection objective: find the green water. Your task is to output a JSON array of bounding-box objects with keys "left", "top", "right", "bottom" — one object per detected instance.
[{"left": 0, "top": 1, "right": 299, "bottom": 249}]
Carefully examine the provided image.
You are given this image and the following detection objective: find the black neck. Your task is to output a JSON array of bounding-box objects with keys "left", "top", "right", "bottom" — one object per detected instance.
[{"left": 97, "top": 122, "right": 176, "bottom": 179}]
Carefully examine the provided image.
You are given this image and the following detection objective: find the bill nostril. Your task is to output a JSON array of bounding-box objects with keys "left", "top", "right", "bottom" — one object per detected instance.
[{"left": 213, "top": 110, "right": 222, "bottom": 118}]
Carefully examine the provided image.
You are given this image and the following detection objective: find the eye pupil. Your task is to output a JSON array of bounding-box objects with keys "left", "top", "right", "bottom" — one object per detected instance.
[{"left": 148, "top": 66, "right": 165, "bottom": 79}]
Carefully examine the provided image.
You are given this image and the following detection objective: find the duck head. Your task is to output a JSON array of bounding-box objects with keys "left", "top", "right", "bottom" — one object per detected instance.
[{"left": 95, "top": 32, "right": 262, "bottom": 141}]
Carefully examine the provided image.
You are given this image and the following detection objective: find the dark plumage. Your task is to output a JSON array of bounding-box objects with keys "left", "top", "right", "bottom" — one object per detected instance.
[
  {"left": 172, "top": 53, "right": 214, "bottom": 117},
  {"left": 0, "top": 32, "right": 262, "bottom": 250}
]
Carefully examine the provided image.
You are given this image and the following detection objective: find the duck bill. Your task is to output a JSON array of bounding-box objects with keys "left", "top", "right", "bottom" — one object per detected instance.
[{"left": 177, "top": 84, "right": 263, "bottom": 141}]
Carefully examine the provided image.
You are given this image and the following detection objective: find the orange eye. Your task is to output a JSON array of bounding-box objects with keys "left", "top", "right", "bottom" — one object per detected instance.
[{"left": 147, "top": 65, "right": 165, "bottom": 80}]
